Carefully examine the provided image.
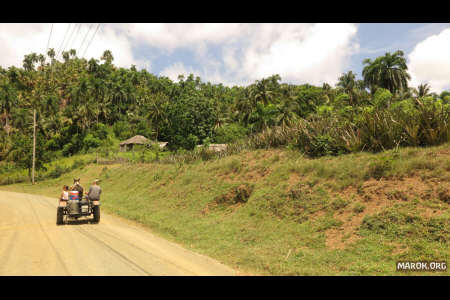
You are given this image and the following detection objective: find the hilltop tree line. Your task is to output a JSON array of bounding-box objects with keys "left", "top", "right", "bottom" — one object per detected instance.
[{"left": 0, "top": 49, "right": 449, "bottom": 174}]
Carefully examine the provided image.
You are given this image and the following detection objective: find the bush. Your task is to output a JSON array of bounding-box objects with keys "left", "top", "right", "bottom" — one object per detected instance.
[
  {"left": 214, "top": 123, "right": 249, "bottom": 143},
  {"left": 83, "top": 134, "right": 101, "bottom": 150},
  {"left": 366, "top": 155, "right": 394, "bottom": 180},
  {"left": 48, "top": 164, "right": 70, "bottom": 179},
  {"left": 352, "top": 203, "right": 366, "bottom": 213},
  {"left": 227, "top": 159, "right": 242, "bottom": 173},
  {"left": 184, "top": 134, "right": 199, "bottom": 150},
  {"left": 308, "top": 134, "right": 342, "bottom": 157},
  {"left": 71, "top": 159, "right": 85, "bottom": 170},
  {"left": 92, "top": 123, "right": 108, "bottom": 140},
  {"left": 214, "top": 183, "right": 254, "bottom": 205},
  {"left": 330, "top": 197, "right": 349, "bottom": 210},
  {"left": 360, "top": 209, "right": 447, "bottom": 243},
  {"left": 113, "top": 121, "right": 134, "bottom": 140},
  {"left": 135, "top": 120, "right": 154, "bottom": 139},
  {"left": 372, "top": 88, "right": 392, "bottom": 108}
]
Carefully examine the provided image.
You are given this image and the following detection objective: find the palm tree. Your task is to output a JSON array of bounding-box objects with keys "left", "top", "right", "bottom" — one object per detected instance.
[
  {"left": 250, "top": 102, "right": 279, "bottom": 132},
  {"left": 145, "top": 92, "right": 169, "bottom": 140},
  {"left": 396, "top": 87, "right": 415, "bottom": 101},
  {"left": 362, "top": 50, "right": 411, "bottom": 95},
  {"left": 235, "top": 93, "right": 254, "bottom": 126},
  {"left": 248, "top": 75, "right": 281, "bottom": 105},
  {"left": 337, "top": 71, "right": 357, "bottom": 105},
  {"left": 413, "top": 83, "right": 431, "bottom": 98},
  {"left": 47, "top": 48, "right": 56, "bottom": 60},
  {"left": 276, "top": 98, "right": 299, "bottom": 126},
  {"left": 0, "top": 75, "right": 17, "bottom": 135}
]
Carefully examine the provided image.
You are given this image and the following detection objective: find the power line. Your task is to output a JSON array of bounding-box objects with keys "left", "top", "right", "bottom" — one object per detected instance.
[
  {"left": 60, "top": 23, "right": 78, "bottom": 59},
  {"left": 82, "top": 23, "right": 101, "bottom": 58},
  {"left": 77, "top": 23, "right": 93, "bottom": 57},
  {"left": 57, "top": 23, "right": 72, "bottom": 60},
  {"left": 46, "top": 24, "right": 53, "bottom": 54},
  {"left": 67, "top": 23, "right": 82, "bottom": 54}
]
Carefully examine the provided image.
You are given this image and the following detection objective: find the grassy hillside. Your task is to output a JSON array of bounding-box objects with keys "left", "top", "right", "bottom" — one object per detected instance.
[{"left": 2, "top": 143, "right": 449, "bottom": 275}]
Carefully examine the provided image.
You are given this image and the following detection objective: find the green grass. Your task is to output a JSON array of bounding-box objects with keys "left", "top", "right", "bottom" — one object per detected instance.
[{"left": 1, "top": 142, "right": 449, "bottom": 275}]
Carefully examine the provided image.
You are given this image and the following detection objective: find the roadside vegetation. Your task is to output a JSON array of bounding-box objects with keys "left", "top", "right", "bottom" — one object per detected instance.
[
  {"left": 0, "top": 49, "right": 449, "bottom": 182},
  {"left": 2, "top": 142, "right": 448, "bottom": 275}
]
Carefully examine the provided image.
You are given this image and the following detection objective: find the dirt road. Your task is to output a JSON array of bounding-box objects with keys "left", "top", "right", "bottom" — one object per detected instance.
[{"left": 0, "top": 191, "right": 236, "bottom": 276}]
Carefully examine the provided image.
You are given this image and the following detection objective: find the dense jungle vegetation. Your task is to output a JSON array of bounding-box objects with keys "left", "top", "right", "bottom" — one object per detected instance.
[{"left": 0, "top": 49, "right": 449, "bottom": 180}]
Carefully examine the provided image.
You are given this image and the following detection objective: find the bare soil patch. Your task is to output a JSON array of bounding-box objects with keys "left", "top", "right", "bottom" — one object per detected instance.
[{"left": 325, "top": 176, "right": 449, "bottom": 250}]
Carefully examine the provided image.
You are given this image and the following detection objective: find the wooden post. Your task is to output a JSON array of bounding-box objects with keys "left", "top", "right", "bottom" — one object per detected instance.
[{"left": 32, "top": 109, "right": 36, "bottom": 185}]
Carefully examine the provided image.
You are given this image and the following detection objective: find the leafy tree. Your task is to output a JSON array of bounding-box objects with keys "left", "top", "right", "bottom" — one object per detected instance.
[
  {"left": 161, "top": 92, "right": 216, "bottom": 149},
  {"left": 8, "top": 132, "right": 49, "bottom": 178}
]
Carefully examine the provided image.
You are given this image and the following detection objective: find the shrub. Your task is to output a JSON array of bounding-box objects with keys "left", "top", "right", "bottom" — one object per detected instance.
[
  {"left": 113, "top": 121, "right": 134, "bottom": 140},
  {"left": 227, "top": 159, "right": 242, "bottom": 173},
  {"left": 215, "top": 183, "right": 254, "bottom": 205},
  {"left": 308, "top": 134, "right": 342, "bottom": 157},
  {"left": 372, "top": 88, "right": 392, "bottom": 108},
  {"left": 92, "top": 122, "right": 108, "bottom": 140},
  {"left": 437, "top": 186, "right": 449, "bottom": 204},
  {"left": 48, "top": 164, "right": 70, "bottom": 179},
  {"left": 71, "top": 159, "right": 85, "bottom": 170},
  {"left": 352, "top": 203, "right": 366, "bottom": 213},
  {"left": 214, "top": 123, "right": 248, "bottom": 144},
  {"left": 360, "top": 209, "right": 447, "bottom": 243},
  {"left": 184, "top": 134, "right": 199, "bottom": 150},
  {"left": 330, "top": 197, "right": 349, "bottom": 210},
  {"left": 366, "top": 155, "right": 394, "bottom": 180},
  {"left": 83, "top": 134, "right": 101, "bottom": 151}
]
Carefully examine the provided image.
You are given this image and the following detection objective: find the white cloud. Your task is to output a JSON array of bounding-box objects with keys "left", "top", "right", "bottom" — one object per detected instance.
[
  {"left": 1, "top": 23, "right": 359, "bottom": 87},
  {"left": 240, "top": 23, "right": 358, "bottom": 85},
  {"left": 408, "top": 27, "right": 450, "bottom": 93},
  {"left": 160, "top": 62, "right": 193, "bottom": 81},
  {"left": 135, "top": 23, "right": 359, "bottom": 86},
  {"left": 0, "top": 23, "right": 145, "bottom": 70},
  {"left": 160, "top": 61, "right": 240, "bottom": 87},
  {"left": 121, "top": 23, "right": 242, "bottom": 54}
]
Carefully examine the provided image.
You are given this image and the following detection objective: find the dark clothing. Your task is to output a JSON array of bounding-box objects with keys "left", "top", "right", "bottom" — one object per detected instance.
[
  {"left": 72, "top": 184, "right": 84, "bottom": 200},
  {"left": 88, "top": 185, "right": 102, "bottom": 200}
]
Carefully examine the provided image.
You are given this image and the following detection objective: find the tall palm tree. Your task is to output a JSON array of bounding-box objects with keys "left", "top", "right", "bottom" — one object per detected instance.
[
  {"left": 0, "top": 75, "right": 17, "bottom": 135},
  {"left": 145, "top": 92, "right": 169, "bottom": 140},
  {"left": 396, "top": 87, "right": 415, "bottom": 101},
  {"left": 276, "top": 98, "right": 299, "bottom": 126},
  {"left": 249, "top": 102, "right": 279, "bottom": 132},
  {"left": 362, "top": 50, "right": 411, "bottom": 95},
  {"left": 337, "top": 71, "right": 357, "bottom": 105},
  {"left": 413, "top": 83, "right": 431, "bottom": 98},
  {"left": 248, "top": 75, "right": 281, "bottom": 105}
]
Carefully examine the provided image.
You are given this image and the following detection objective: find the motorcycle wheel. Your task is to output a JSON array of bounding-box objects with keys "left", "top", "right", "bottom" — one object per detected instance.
[{"left": 92, "top": 206, "right": 100, "bottom": 223}]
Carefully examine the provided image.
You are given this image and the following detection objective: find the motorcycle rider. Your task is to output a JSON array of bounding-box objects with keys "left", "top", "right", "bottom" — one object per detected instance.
[
  {"left": 71, "top": 178, "right": 84, "bottom": 201},
  {"left": 86, "top": 179, "right": 102, "bottom": 202}
]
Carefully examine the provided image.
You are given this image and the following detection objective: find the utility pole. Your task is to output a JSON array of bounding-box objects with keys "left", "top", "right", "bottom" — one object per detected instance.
[{"left": 32, "top": 109, "right": 36, "bottom": 185}]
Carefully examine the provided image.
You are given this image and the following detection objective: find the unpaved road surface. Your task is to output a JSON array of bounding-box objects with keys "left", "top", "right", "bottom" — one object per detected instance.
[{"left": 0, "top": 191, "right": 236, "bottom": 276}]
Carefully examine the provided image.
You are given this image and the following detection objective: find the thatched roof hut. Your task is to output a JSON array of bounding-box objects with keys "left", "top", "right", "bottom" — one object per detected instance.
[
  {"left": 119, "top": 135, "right": 168, "bottom": 152},
  {"left": 119, "top": 135, "right": 150, "bottom": 152}
]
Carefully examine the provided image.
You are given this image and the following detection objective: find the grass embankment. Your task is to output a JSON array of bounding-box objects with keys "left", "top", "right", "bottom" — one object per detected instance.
[{"left": 2, "top": 143, "right": 449, "bottom": 275}]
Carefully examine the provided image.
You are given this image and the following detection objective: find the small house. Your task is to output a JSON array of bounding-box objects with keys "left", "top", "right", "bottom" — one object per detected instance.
[
  {"left": 119, "top": 135, "right": 150, "bottom": 152},
  {"left": 119, "top": 135, "right": 168, "bottom": 152}
]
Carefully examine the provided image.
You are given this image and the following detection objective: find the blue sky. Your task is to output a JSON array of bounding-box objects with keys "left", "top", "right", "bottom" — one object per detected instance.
[
  {"left": 349, "top": 23, "right": 450, "bottom": 81},
  {"left": 2, "top": 23, "right": 450, "bottom": 92}
]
